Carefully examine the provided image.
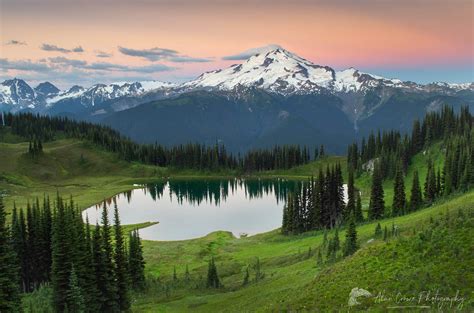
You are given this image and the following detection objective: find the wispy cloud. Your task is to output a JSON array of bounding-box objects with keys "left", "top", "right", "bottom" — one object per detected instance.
[
  {"left": 72, "top": 46, "right": 84, "bottom": 53},
  {"left": 5, "top": 40, "right": 27, "bottom": 46},
  {"left": 1, "top": 57, "right": 175, "bottom": 75},
  {"left": 0, "top": 58, "right": 52, "bottom": 72},
  {"left": 95, "top": 50, "right": 113, "bottom": 58},
  {"left": 41, "top": 43, "right": 84, "bottom": 53},
  {"left": 222, "top": 44, "right": 282, "bottom": 60},
  {"left": 119, "top": 46, "right": 212, "bottom": 63},
  {"left": 0, "top": 57, "right": 178, "bottom": 88},
  {"left": 118, "top": 46, "right": 177, "bottom": 61},
  {"left": 85, "top": 62, "right": 175, "bottom": 73},
  {"left": 49, "top": 56, "right": 87, "bottom": 67},
  {"left": 169, "top": 56, "right": 213, "bottom": 63}
]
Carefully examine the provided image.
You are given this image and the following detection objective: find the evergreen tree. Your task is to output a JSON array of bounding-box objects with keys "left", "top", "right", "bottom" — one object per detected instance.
[
  {"left": 354, "top": 192, "right": 363, "bottom": 222},
  {"left": 100, "top": 203, "right": 119, "bottom": 312},
  {"left": 281, "top": 197, "right": 291, "bottom": 235},
  {"left": 206, "top": 257, "right": 220, "bottom": 288},
  {"left": 343, "top": 217, "right": 358, "bottom": 256},
  {"left": 424, "top": 162, "right": 437, "bottom": 204},
  {"left": 113, "top": 204, "right": 130, "bottom": 311},
  {"left": 82, "top": 216, "right": 100, "bottom": 313},
  {"left": 51, "top": 196, "right": 72, "bottom": 312},
  {"left": 128, "top": 230, "right": 146, "bottom": 290},
  {"left": 409, "top": 170, "right": 423, "bottom": 211},
  {"left": 11, "top": 204, "right": 27, "bottom": 292},
  {"left": 392, "top": 164, "right": 406, "bottom": 216},
  {"left": 92, "top": 223, "right": 106, "bottom": 309},
  {"left": 0, "top": 196, "right": 21, "bottom": 312},
  {"left": 368, "top": 163, "right": 385, "bottom": 219},
  {"left": 66, "top": 266, "right": 85, "bottom": 313}
]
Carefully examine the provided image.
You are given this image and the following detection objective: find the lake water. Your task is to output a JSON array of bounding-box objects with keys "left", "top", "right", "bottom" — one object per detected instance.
[{"left": 83, "top": 179, "right": 302, "bottom": 241}]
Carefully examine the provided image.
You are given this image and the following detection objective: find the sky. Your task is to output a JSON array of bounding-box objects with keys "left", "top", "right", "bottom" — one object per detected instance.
[{"left": 1, "top": 0, "right": 473, "bottom": 89}]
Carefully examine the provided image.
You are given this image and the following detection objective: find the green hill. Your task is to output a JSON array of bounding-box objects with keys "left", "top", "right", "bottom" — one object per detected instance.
[
  {"left": 132, "top": 191, "right": 473, "bottom": 312},
  {"left": 0, "top": 135, "right": 164, "bottom": 211}
]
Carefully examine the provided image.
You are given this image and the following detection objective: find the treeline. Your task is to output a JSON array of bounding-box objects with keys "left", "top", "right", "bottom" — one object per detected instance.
[
  {"left": 364, "top": 106, "right": 473, "bottom": 219},
  {"left": 347, "top": 106, "right": 472, "bottom": 179},
  {"left": 0, "top": 195, "right": 145, "bottom": 312},
  {"left": 3, "top": 113, "right": 312, "bottom": 172},
  {"left": 282, "top": 106, "right": 473, "bottom": 236},
  {"left": 281, "top": 164, "right": 357, "bottom": 234},
  {"left": 28, "top": 139, "right": 43, "bottom": 157},
  {"left": 366, "top": 108, "right": 473, "bottom": 219},
  {"left": 240, "top": 146, "right": 311, "bottom": 171}
]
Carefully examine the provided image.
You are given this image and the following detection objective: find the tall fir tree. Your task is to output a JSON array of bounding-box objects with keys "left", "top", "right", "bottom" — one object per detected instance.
[
  {"left": 354, "top": 192, "right": 363, "bottom": 222},
  {"left": 66, "top": 266, "right": 86, "bottom": 313},
  {"left": 11, "top": 204, "right": 27, "bottom": 293},
  {"left": 51, "top": 196, "right": 72, "bottom": 312},
  {"left": 206, "top": 257, "right": 220, "bottom": 288},
  {"left": 92, "top": 223, "right": 107, "bottom": 310},
  {"left": 343, "top": 217, "right": 358, "bottom": 256},
  {"left": 409, "top": 170, "right": 423, "bottom": 211},
  {"left": 0, "top": 196, "right": 21, "bottom": 312},
  {"left": 128, "top": 230, "right": 146, "bottom": 290},
  {"left": 99, "top": 203, "right": 119, "bottom": 312},
  {"left": 392, "top": 164, "right": 406, "bottom": 216},
  {"left": 368, "top": 163, "right": 385, "bottom": 220},
  {"left": 113, "top": 204, "right": 130, "bottom": 311},
  {"left": 424, "top": 162, "right": 437, "bottom": 204}
]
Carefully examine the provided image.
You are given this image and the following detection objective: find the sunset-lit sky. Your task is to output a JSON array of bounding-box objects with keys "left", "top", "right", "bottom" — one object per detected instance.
[{"left": 1, "top": 0, "right": 473, "bottom": 89}]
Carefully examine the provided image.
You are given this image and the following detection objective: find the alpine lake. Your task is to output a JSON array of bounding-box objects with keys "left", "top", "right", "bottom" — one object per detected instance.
[{"left": 83, "top": 178, "right": 304, "bottom": 241}]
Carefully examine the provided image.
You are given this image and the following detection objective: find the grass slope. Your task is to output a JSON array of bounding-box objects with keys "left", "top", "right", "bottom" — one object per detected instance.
[
  {"left": 0, "top": 138, "right": 166, "bottom": 211},
  {"left": 133, "top": 191, "right": 474, "bottom": 312}
]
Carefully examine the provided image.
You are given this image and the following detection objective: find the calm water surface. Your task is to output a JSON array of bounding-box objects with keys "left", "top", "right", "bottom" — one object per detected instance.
[{"left": 83, "top": 179, "right": 301, "bottom": 241}]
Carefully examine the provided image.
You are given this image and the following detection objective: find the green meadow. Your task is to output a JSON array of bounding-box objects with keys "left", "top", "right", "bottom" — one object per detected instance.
[{"left": 1, "top": 132, "right": 472, "bottom": 312}]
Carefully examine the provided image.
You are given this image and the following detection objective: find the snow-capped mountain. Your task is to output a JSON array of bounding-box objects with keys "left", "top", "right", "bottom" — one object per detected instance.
[
  {"left": 0, "top": 79, "right": 177, "bottom": 113},
  {"left": 46, "top": 80, "right": 177, "bottom": 108},
  {"left": 1, "top": 47, "right": 472, "bottom": 115},
  {"left": 0, "top": 78, "right": 38, "bottom": 110},
  {"left": 183, "top": 48, "right": 431, "bottom": 95},
  {"left": 184, "top": 48, "right": 335, "bottom": 94}
]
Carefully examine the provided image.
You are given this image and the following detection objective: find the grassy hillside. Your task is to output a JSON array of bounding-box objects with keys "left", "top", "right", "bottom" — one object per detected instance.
[
  {"left": 0, "top": 137, "right": 165, "bottom": 211},
  {"left": 133, "top": 191, "right": 473, "bottom": 312}
]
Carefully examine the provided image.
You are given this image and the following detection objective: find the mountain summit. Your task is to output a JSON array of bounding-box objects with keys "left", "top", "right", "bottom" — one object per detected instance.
[
  {"left": 184, "top": 47, "right": 406, "bottom": 95},
  {"left": 185, "top": 48, "right": 334, "bottom": 94}
]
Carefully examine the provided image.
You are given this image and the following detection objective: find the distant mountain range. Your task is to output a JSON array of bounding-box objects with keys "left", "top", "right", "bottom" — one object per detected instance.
[{"left": 1, "top": 47, "right": 473, "bottom": 152}]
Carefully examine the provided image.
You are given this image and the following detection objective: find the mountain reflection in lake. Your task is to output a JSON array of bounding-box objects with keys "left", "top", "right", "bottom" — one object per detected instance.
[{"left": 83, "top": 179, "right": 301, "bottom": 241}]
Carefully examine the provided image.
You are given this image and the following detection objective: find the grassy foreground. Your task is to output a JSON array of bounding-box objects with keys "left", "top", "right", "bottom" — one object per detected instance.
[{"left": 134, "top": 191, "right": 473, "bottom": 312}]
